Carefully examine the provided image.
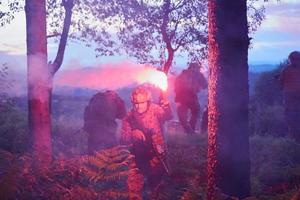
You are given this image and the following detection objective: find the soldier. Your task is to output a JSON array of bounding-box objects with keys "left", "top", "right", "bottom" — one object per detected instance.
[
  {"left": 279, "top": 51, "right": 300, "bottom": 142},
  {"left": 174, "top": 62, "right": 207, "bottom": 134},
  {"left": 83, "top": 90, "right": 126, "bottom": 154},
  {"left": 120, "top": 86, "right": 172, "bottom": 200}
]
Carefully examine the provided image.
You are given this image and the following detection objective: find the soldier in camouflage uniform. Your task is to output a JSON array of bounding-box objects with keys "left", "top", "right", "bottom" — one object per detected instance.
[
  {"left": 120, "top": 86, "right": 172, "bottom": 200},
  {"left": 174, "top": 62, "right": 207, "bottom": 134},
  {"left": 279, "top": 51, "right": 300, "bottom": 142},
  {"left": 84, "top": 90, "right": 126, "bottom": 154}
]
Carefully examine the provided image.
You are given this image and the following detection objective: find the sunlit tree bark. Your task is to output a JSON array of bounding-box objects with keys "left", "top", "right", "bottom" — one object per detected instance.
[
  {"left": 25, "top": 0, "right": 52, "bottom": 164},
  {"left": 207, "top": 0, "right": 250, "bottom": 199},
  {"left": 25, "top": 0, "right": 74, "bottom": 164}
]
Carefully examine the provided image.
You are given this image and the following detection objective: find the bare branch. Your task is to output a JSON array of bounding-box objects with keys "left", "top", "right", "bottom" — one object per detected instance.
[
  {"left": 171, "top": 0, "right": 187, "bottom": 12},
  {"left": 47, "top": 33, "right": 61, "bottom": 38},
  {"left": 50, "top": 0, "right": 74, "bottom": 76}
]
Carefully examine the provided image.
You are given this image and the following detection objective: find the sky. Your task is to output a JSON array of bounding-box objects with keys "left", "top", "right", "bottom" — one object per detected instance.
[
  {"left": 0, "top": 0, "right": 300, "bottom": 92},
  {"left": 248, "top": 0, "right": 300, "bottom": 65}
]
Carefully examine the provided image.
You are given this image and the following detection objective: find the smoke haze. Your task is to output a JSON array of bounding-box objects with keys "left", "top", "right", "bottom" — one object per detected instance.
[{"left": 54, "top": 61, "right": 168, "bottom": 90}]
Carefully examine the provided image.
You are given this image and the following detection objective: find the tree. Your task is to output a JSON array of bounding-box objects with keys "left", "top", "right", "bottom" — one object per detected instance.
[
  {"left": 79, "top": 0, "right": 265, "bottom": 74},
  {"left": 24, "top": 0, "right": 74, "bottom": 164},
  {"left": 117, "top": 0, "right": 208, "bottom": 74},
  {"left": 25, "top": 0, "right": 52, "bottom": 164},
  {"left": 207, "top": 0, "right": 250, "bottom": 199},
  {"left": 0, "top": 0, "right": 23, "bottom": 27},
  {"left": 6, "top": 0, "right": 116, "bottom": 162},
  {"left": 47, "top": 0, "right": 119, "bottom": 58}
]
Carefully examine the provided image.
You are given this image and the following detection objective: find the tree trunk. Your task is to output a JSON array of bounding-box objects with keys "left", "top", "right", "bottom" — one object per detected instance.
[
  {"left": 161, "top": 0, "right": 174, "bottom": 74},
  {"left": 25, "top": 0, "right": 52, "bottom": 164},
  {"left": 207, "top": 0, "right": 250, "bottom": 199},
  {"left": 163, "top": 46, "right": 174, "bottom": 74}
]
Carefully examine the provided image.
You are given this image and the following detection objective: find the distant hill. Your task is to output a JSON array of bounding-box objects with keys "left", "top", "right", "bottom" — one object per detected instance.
[
  {"left": 249, "top": 72, "right": 260, "bottom": 96},
  {"left": 53, "top": 86, "right": 99, "bottom": 97},
  {"left": 249, "top": 64, "right": 277, "bottom": 73}
]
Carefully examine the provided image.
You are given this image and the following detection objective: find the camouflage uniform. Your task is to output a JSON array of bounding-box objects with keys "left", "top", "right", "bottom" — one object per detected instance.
[
  {"left": 120, "top": 88, "right": 172, "bottom": 200},
  {"left": 279, "top": 51, "right": 300, "bottom": 142},
  {"left": 84, "top": 91, "right": 126, "bottom": 154},
  {"left": 174, "top": 63, "right": 207, "bottom": 134}
]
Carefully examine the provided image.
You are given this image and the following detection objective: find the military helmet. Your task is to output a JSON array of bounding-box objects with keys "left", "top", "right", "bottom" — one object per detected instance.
[
  {"left": 131, "top": 86, "right": 151, "bottom": 104},
  {"left": 288, "top": 51, "right": 300, "bottom": 64}
]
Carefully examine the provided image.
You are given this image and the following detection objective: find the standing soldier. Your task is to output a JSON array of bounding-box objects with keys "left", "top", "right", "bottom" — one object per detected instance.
[
  {"left": 84, "top": 90, "right": 126, "bottom": 154},
  {"left": 120, "top": 86, "right": 172, "bottom": 200},
  {"left": 174, "top": 62, "right": 207, "bottom": 134},
  {"left": 279, "top": 51, "right": 300, "bottom": 142}
]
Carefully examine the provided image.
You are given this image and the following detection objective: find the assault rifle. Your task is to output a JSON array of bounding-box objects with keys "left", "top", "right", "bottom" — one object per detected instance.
[{"left": 141, "top": 128, "right": 171, "bottom": 176}]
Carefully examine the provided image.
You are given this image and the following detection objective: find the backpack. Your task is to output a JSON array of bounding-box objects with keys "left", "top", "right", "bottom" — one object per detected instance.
[
  {"left": 175, "top": 69, "right": 207, "bottom": 94},
  {"left": 83, "top": 92, "right": 126, "bottom": 131},
  {"left": 174, "top": 70, "right": 190, "bottom": 95}
]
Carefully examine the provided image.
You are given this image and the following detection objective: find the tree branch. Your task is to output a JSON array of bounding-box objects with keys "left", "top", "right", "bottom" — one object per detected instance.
[
  {"left": 161, "top": 0, "right": 172, "bottom": 50},
  {"left": 174, "top": 32, "right": 188, "bottom": 51},
  {"left": 47, "top": 33, "right": 61, "bottom": 38},
  {"left": 50, "top": 0, "right": 74, "bottom": 76},
  {"left": 171, "top": 0, "right": 187, "bottom": 12},
  {"left": 169, "top": 19, "right": 181, "bottom": 40}
]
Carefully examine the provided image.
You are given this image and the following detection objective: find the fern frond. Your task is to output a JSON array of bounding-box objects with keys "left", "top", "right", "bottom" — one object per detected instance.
[
  {"left": 0, "top": 149, "right": 24, "bottom": 200},
  {"left": 101, "top": 170, "right": 131, "bottom": 182},
  {"left": 100, "top": 189, "right": 130, "bottom": 200},
  {"left": 84, "top": 156, "right": 108, "bottom": 169},
  {"left": 179, "top": 175, "right": 204, "bottom": 200},
  {"left": 0, "top": 161, "right": 19, "bottom": 200}
]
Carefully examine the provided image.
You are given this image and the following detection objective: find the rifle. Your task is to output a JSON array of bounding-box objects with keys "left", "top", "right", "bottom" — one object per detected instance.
[
  {"left": 137, "top": 127, "right": 171, "bottom": 176},
  {"left": 150, "top": 139, "right": 171, "bottom": 176}
]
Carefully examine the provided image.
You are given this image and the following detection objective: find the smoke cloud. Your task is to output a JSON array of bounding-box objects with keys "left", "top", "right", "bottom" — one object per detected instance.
[{"left": 54, "top": 61, "right": 168, "bottom": 90}]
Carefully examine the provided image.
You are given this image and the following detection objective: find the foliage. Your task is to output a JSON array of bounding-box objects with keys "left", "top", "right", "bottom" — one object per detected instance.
[
  {"left": 247, "top": 0, "right": 266, "bottom": 34},
  {"left": 0, "top": 63, "right": 14, "bottom": 106},
  {"left": 0, "top": 0, "right": 24, "bottom": 27},
  {"left": 252, "top": 62, "right": 286, "bottom": 106},
  {"left": 250, "top": 136, "right": 300, "bottom": 199},
  {"left": 85, "top": 0, "right": 266, "bottom": 68},
  {"left": 0, "top": 103, "right": 28, "bottom": 154},
  {"left": 47, "top": 0, "right": 119, "bottom": 57},
  {"left": 165, "top": 133, "right": 207, "bottom": 199},
  {"left": 51, "top": 95, "right": 89, "bottom": 157},
  {"left": 46, "top": 0, "right": 266, "bottom": 72},
  {"left": 0, "top": 63, "right": 28, "bottom": 154},
  {"left": 1, "top": 124, "right": 300, "bottom": 200},
  {"left": 115, "top": 0, "right": 208, "bottom": 65},
  {"left": 2, "top": 0, "right": 266, "bottom": 73},
  {"left": 52, "top": 121, "right": 87, "bottom": 157},
  {"left": 0, "top": 145, "right": 134, "bottom": 200},
  {"left": 249, "top": 62, "right": 288, "bottom": 136}
]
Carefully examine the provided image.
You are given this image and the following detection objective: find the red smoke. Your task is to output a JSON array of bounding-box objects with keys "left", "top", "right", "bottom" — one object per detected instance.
[{"left": 54, "top": 61, "right": 168, "bottom": 90}]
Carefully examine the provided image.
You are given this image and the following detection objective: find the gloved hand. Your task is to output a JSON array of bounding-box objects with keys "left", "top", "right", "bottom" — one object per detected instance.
[
  {"left": 131, "top": 129, "right": 146, "bottom": 141},
  {"left": 159, "top": 91, "right": 169, "bottom": 107},
  {"left": 155, "top": 144, "right": 165, "bottom": 155}
]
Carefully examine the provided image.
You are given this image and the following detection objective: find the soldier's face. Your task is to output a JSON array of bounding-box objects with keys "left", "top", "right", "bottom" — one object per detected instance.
[{"left": 134, "top": 101, "right": 148, "bottom": 114}]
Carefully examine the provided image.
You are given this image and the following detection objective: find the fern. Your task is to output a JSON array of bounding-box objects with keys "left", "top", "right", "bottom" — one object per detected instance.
[
  {"left": 0, "top": 150, "right": 34, "bottom": 200},
  {"left": 0, "top": 153, "right": 18, "bottom": 200},
  {"left": 179, "top": 175, "right": 204, "bottom": 200},
  {"left": 0, "top": 145, "right": 134, "bottom": 200}
]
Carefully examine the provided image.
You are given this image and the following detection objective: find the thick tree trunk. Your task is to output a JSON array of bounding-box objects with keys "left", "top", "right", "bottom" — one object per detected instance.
[
  {"left": 207, "top": 0, "right": 250, "bottom": 199},
  {"left": 25, "top": 0, "right": 52, "bottom": 164}
]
